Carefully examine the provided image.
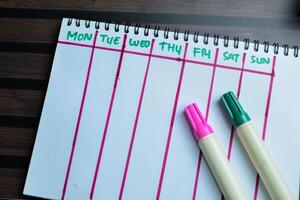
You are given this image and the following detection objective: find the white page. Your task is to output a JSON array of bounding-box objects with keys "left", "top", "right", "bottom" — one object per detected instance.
[{"left": 24, "top": 18, "right": 300, "bottom": 200}]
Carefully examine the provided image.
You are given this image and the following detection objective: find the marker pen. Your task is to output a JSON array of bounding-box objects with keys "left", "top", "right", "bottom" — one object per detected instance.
[
  {"left": 185, "top": 103, "right": 247, "bottom": 200},
  {"left": 221, "top": 91, "right": 295, "bottom": 200}
]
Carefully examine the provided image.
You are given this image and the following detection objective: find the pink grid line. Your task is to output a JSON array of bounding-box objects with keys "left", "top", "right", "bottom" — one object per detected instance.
[
  {"left": 205, "top": 49, "right": 220, "bottom": 121},
  {"left": 156, "top": 43, "right": 189, "bottom": 200},
  {"left": 220, "top": 52, "right": 246, "bottom": 200},
  {"left": 58, "top": 40, "right": 93, "bottom": 48},
  {"left": 226, "top": 53, "right": 247, "bottom": 160},
  {"left": 192, "top": 151, "right": 203, "bottom": 200},
  {"left": 61, "top": 30, "right": 99, "bottom": 200},
  {"left": 253, "top": 56, "right": 276, "bottom": 200},
  {"left": 89, "top": 34, "right": 128, "bottom": 200},
  {"left": 192, "top": 48, "right": 220, "bottom": 200},
  {"left": 57, "top": 40, "right": 272, "bottom": 77},
  {"left": 118, "top": 39, "right": 155, "bottom": 200}
]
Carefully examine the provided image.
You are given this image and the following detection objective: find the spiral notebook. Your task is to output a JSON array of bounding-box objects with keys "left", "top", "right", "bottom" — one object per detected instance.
[{"left": 24, "top": 18, "right": 300, "bottom": 200}]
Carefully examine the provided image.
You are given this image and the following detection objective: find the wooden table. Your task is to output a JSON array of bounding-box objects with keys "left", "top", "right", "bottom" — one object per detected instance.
[{"left": 0, "top": 0, "right": 299, "bottom": 199}]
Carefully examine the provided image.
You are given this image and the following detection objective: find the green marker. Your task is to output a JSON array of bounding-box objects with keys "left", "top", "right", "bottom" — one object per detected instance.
[{"left": 221, "top": 91, "right": 295, "bottom": 200}]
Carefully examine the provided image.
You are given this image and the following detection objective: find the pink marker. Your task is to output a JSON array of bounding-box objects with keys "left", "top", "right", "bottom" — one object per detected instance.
[{"left": 185, "top": 103, "right": 247, "bottom": 200}]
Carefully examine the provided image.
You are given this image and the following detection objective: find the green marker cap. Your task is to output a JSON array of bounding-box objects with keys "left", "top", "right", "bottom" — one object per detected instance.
[{"left": 221, "top": 91, "right": 251, "bottom": 128}]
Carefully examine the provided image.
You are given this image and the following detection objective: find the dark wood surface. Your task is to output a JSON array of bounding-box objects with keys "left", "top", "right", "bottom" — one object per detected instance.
[{"left": 0, "top": 1, "right": 300, "bottom": 199}]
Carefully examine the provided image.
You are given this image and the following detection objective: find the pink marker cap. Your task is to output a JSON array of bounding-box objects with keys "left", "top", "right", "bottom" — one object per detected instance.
[{"left": 184, "top": 103, "right": 213, "bottom": 140}]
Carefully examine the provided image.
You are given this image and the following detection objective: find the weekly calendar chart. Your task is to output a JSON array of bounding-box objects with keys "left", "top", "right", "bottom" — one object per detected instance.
[{"left": 24, "top": 18, "right": 300, "bottom": 200}]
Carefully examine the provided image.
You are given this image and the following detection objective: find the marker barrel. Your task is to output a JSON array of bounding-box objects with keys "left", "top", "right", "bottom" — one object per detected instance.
[
  {"left": 198, "top": 134, "right": 247, "bottom": 200},
  {"left": 237, "top": 122, "right": 295, "bottom": 200}
]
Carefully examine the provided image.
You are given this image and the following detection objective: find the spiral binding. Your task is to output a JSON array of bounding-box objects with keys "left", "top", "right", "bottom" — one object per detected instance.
[{"left": 67, "top": 18, "right": 299, "bottom": 58}]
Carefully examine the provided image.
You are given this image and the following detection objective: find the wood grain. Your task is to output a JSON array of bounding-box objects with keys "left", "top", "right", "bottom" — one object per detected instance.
[
  {"left": 0, "top": 18, "right": 60, "bottom": 42},
  {"left": 0, "top": 168, "right": 27, "bottom": 198},
  {"left": 0, "top": 168, "right": 41, "bottom": 199},
  {"left": 0, "top": 89, "right": 44, "bottom": 117},
  {"left": 0, "top": 127, "right": 35, "bottom": 157},
  {"left": 1, "top": 17, "right": 300, "bottom": 46},
  {"left": 0, "top": 52, "right": 52, "bottom": 80},
  {"left": 0, "top": 0, "right": 297, "bottom": 18}
]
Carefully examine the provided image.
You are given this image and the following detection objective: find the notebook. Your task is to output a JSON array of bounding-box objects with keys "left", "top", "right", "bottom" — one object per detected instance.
[{"left": 24, "top": 18, "right": 300, "bottom": 200}]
